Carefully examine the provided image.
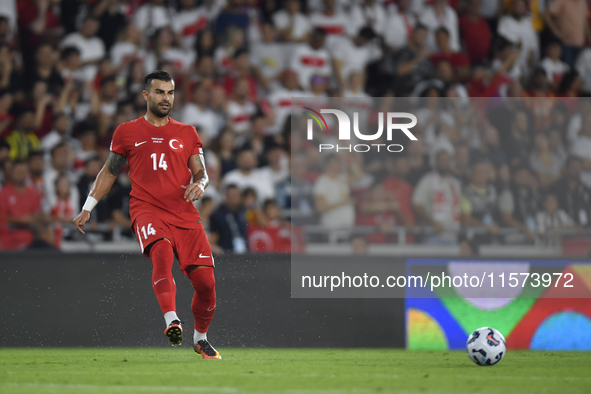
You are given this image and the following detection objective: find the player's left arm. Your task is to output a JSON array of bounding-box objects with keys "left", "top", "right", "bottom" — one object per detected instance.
[{"left": 181, "top": 153, "right": 209, "bottom": 202}]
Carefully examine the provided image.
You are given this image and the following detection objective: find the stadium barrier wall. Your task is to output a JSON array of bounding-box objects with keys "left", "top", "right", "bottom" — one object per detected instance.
[{"left": 0, "top": 252, "right": 404, "bottom": 348}]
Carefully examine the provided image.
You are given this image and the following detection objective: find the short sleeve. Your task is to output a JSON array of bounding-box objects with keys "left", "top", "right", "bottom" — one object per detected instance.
[
  {"left": 191, "top": 126, "right": 203, "bottom": 156},
  {"left": 110, "top": 124, "right": 127, "bottom": 158},
  {"left": 411, "top": 175, "right": 430, "bottom": 207}
]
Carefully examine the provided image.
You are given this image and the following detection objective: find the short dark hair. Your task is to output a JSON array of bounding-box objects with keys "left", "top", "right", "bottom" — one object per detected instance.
[
  {"left": 61, "top": 46, "right": 80, "bottom": 60},
  {"left": 435, "top": 27, "right": 450, "bottom": 37},
  {"left": 28, "top": 150, "right": 43, "bottom": 160},
  {"left": 51, "top": 142, "right": 69, "bottom": 157},
  {"left": 144, "top": 70, "right": 173, "bottom": 91}
]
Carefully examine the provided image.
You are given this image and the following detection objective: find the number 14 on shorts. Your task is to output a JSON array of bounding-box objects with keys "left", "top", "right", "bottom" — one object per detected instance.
[{"left": 140, "top": 223, "right": 156, "bottom": 239}]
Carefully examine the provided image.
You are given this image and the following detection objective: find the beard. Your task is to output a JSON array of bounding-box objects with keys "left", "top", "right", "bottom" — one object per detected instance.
[{"left": 149, "top": 101, "right": 172, "bottom": 118}]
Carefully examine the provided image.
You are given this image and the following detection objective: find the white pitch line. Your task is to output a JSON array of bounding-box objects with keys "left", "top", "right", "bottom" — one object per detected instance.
[{"left": 1, "top": 383, "right": 238, "bottom": 393}]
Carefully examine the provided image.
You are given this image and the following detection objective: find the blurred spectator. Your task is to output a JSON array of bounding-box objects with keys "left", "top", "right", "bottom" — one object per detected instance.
[
  {"left": 383, "top": 155, "right": 416, "bottom": 227},
  {"left": 144, "top": 27, "right": 195, "bottom": 74},
  {"left": 575, "top": 48, "right": 591, "bottom": 92},
  {"left": 357, "top": 183, "right": 409, "bottom": 243},
  {"left": 133, "top": 0, "right": 175, "bottom": 39},
  {"left": 412, "top": 150, "right": 461, "bottom": 244},
  {"left": 47, "top": 174, "right": 75, "bottom": 248},
  {"left": 181, "top": 81, "right": 219, "bottom": 141},
  {"left": 92, "top": 0, "right": 128, "bottom": 52},
  {"left": 259, "top": 144, "right": 289, "bottom": 186},
  {"left": 430, "top": 27, "right": 470, "bottom": 81},
  {"left": 267, "top": 70, "right": 307, "bottom": 135},
  {"left": 529, "top": 133, "right": 565, "bottom": 187},
  {"left": 222, "top": 149, "right": 275, "bottom": 203},
  {"left": 497, "top": 0, "right": 539, "bottom": 81},
  {"left": 27, "top": 150, "right": 45, "bottom": 195},
  {"left": 173, "top": 0, "right": 209, "bottom": 51},
  {"left": 313, "top": 155, "right": 355, "bottom": 228},
  {"left": 550, "top": 157, "right": 591, "bottom": 228},
  {"left": 5, "top": 109, "right": 40, "bottom": 161},
  {"left": 215, "top": 0, "right": 249, "bottom": 35},
  {"left": 273, "top": 0, "right": 311, "bottom": 43},
  {"left": 74, "top": 128, "right": 99, "bottom": 167},
  {"left": 209, "top": 184, "right": 248, "bottom": 253},
  {"left": 536, "top": 192, "right": 578, "bottom": 240},
  {"left": 469, "top": 125, "right": 507, "bottom": 168},
  {"left": 0, "top": 89, "right": 14, "bottom": 137},
  {"left": 226, "top": 78, "right": 258, "bottom": 143},
  {"left": 545, "top": 0, "right": 591, "bottom": 67},
  {"left": 458, "top": 0, "right": 491, "bottom": 63},
  {"left": 460, "top": 161, "right": 500, "bottom": 241},
  {"left": 196, "top": 195, "right": 215, "bottom": 232},
  {"left": 29, "top": 43, "right": 62, "bottom": 95},
  {"left": 59, "top": 46, "right": 84, "bottom": 85},
  {"left": 242, "top": 187, "right": 265, "bottom": 226},
  {"left": 419, "top": 0, "right": 460, "bottom": 53},
  {"left": 350, "top": 234, "right": 368, "bottom": 255},
  {"left": 290, "top": 28, "right": 331, "bottom": 90},
  {"left": 222, "top": 49, "right": 258, "bottom": 100},
  {"left": 0, "top": 160, "right": 46, "bottom": 250},
  {"left": 281, "top": 154, "right": 315, "bottom": 224},
  {"left": 332, "top": 26, "right": 382, "bottom": 90},
  {"left": 43, "top": 142, "right": 78, "bottom": 215},
  {"left": 540, "top": 40, "right": 569, "bottom": 89},
  {"left": 350, "top": 0, "right": 386, "bottom": 38},
  {"left": 385, "top": 0, "right": 415, "bottom": 52},
  {"left": 569, "top": 106, "right": 591, "bottom": 188},
  {"left": 214, "top": 25, "right": 245, "bottom": 73},
  {"left": 309, "top": 0, "right": 352, "bottom": 51},
  {"left": 500, "top": 109, "right": 531, "bottom": 169},
  {"left": 110, "top": 22, "right": 145, "bottom": 77},
  {"left": 252, "top": 21, "right": 284, "bottom": 93},
  {"left": 499, "top": 166, "right": 538, "bottom": 242},
  {"left": 394, "top": 24, "right": 433, "bottom": 91},
  {"left": 40, "top": 113, "right": 75, "bottom": 157},
  {"left": 61, "top": 16, "right": 106, "bottom": 82}
]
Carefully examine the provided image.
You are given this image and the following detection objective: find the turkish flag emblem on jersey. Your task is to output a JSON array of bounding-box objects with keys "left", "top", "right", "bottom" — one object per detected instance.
[{"left": 169, "top": 138, "right": 185, "bottom": 152}]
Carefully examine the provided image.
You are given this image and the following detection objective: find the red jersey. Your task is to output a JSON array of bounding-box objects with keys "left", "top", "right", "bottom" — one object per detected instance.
[{"left": 110, "top": 116, "right": 203, "bottom": 229}]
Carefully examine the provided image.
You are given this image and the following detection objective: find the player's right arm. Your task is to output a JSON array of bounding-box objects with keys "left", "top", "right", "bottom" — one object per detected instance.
[{"left": 73, "top": 151, "right": 126, "bottom": 234}]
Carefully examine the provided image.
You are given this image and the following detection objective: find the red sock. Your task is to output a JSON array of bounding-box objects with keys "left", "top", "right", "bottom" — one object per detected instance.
[
  {"left": 188, "top": 267, "right": 216, "bottom": 333},
  {"left": 150, "top": 241, "right": 176, "bottom": 315}
]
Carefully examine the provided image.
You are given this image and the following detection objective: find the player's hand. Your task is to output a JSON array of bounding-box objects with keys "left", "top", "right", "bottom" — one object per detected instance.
[
  {"left": 73, "top": 211, "right": 90, "bottom": 234},
  {"left": 181, "top": 183, "right": 205, "bottom": 202}
]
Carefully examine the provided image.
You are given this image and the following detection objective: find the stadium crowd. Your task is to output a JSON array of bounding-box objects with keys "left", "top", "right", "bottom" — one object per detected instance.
[{"left": 1, "top": 0, "right": 591, "bottom": 254}]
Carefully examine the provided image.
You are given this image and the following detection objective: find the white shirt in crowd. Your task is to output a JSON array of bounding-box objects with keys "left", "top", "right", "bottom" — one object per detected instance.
[
  {"left": 570, "top": 135, "right": 591, "bottom": 188},
  {"left": 133, "top": 4, "right": 175, "bottom": 36},
  {"left": 222, "top": 169, "right": 276, "bottom": 203},
  {"left": 349, "top": 2, "right": 386, "bottom": 37},
  {"left": 289, "top": 44, "right": 332, "bottom": 90},
  {"left": 540, "top": 57, "right": 569, "bottom": 84},
  {"left": 419, "top": 4, "right": 460, "bottom": 52},
  {"left": 497, "top": 15, "right": 539, "bottom": 79},
  {"left": 384, "top": 10, "right": 416, "bottom": 51},
  {"left": 313, "top": 174, "right": 355, "bottom": 228},
  {"left": 412, "top": 171, "right": 462, "bottom": 230},
  {"left": 172, "top": 8, "right": 209, "bottom": 50},
  {"left": 575, "top": 48, "right": 591, "bottom": 92},
  {"left": 180, "top": 103, "right": 220, "bottom": 141},
  {"left": 61, "top": 33, "right": 105, "bottom": 81},
  {"left": 227, "top": 100, "right": 257, "bottom": 134},
  {"left": 251, "top": 42, "right": 287, "bottom": 80},
  {"left": 309, "top": 11, "right": 353, "bottom": 54},
  {"left": 143, "top": 48, "right": 196, "bottom": 73},
  {"left": 267, "top": 87, "right": 308, "bottom": 135},
  {"left": 272, "top": 10, "right": 311, "bottom": 41},
  {"left": 332, "top": 39, "right": 382, "bottom": 82},
  {"left": 110, "top": 41, "right": 146, "bottom": 73}
]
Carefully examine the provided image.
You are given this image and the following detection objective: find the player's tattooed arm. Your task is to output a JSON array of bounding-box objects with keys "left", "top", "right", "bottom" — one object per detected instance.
[
  {"left": 106, "top": 152, "right": 127, "bottom": 176},
  {"left": 182, "top": 153, "right": 209, "bottom": 202}
]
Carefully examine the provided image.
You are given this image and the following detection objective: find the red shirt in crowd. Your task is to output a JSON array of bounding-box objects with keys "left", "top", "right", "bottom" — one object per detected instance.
[
  {"left": 459, "top": 15, "right": 492, "bottom": 63},
  {"left": 0, "top": 183, "right": 42, "bottom": 250}
]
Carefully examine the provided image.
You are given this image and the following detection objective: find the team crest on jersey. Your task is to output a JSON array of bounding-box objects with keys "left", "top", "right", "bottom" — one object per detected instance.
[{"left": 169, "top": 138, "right": 185, "bottom": 151}]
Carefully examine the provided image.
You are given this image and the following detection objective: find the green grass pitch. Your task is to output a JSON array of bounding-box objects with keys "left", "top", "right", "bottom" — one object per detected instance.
[{"left": 1, "top": 348, "right": 590, "bottom": 394}]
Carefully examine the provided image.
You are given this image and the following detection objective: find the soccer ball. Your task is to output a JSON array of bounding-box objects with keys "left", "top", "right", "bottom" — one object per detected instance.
[{"left": 466, "top": 327, "right": 506, "bottom": 366}]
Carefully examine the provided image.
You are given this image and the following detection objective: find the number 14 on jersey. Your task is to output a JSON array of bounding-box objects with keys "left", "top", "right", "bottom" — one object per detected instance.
[{"left": 150, "top": 153, "right": 168, "bottom": 171}]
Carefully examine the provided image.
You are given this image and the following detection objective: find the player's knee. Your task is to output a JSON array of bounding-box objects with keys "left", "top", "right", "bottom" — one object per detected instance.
[{"left": 188, "top": 266, "right": 215, "bottom": 292}]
